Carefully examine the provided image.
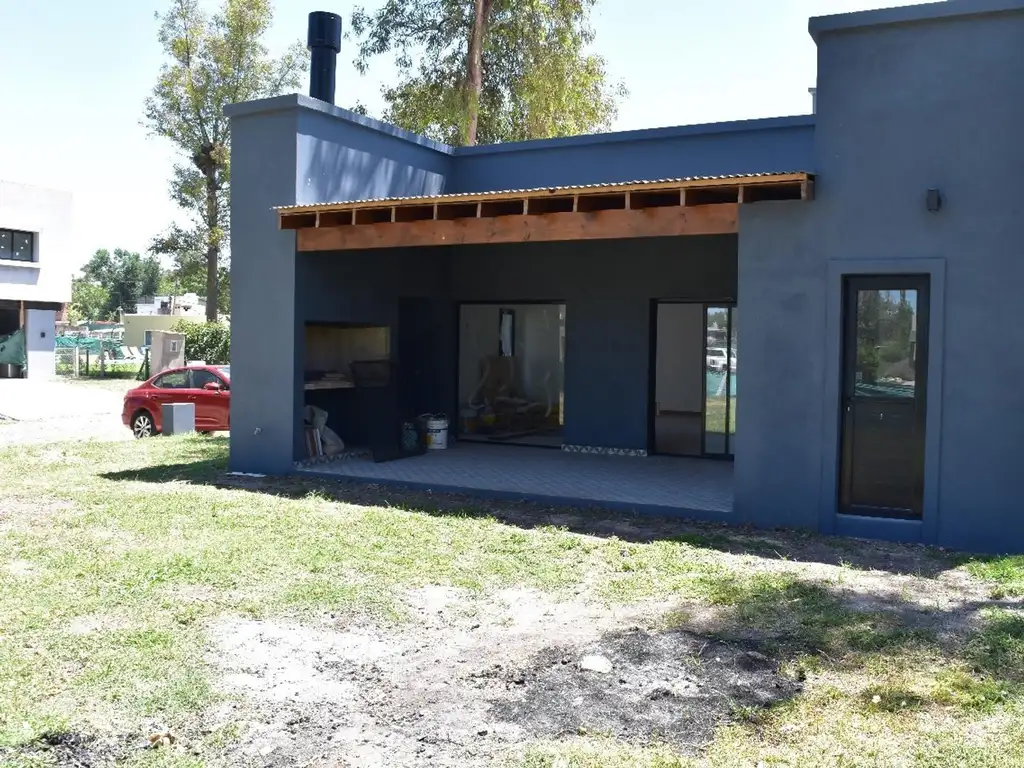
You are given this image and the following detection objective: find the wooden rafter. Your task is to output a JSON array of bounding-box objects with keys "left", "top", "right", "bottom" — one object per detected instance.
[
  {"left": 280, "top": 173, "right": 813, "bottom": 250},
  {"left": 297, "top": 204, "right": 739, "bottom": 252}
]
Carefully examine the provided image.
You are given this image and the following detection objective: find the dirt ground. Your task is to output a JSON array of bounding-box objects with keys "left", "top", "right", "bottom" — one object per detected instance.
[
  {"left": 0, "top": 378, "right": 136, "bottom": 445},
  {"left": 203, "top": 587, "right": 800, "bottom": 767}
]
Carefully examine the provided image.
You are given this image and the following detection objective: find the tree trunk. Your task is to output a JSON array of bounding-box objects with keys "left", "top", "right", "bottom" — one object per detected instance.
[
  {"left": 204, "top": 170, "right": 219, "bottom": 322},
  {"left": 464, "top": 0, "right": 491, "bottom": 146}
]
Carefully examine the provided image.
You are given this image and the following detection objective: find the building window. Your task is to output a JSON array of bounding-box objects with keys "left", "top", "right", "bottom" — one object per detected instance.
[{"left": 0, "top": 229, "right": 34, "bottom": 262}]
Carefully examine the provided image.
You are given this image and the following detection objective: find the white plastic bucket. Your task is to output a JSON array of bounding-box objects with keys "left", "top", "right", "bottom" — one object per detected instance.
[{"left": 424, "top": 415, "right": 449, "bottom": 450}]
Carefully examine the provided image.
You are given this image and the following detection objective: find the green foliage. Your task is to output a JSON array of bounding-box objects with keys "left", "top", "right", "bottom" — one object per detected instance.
[
  {"left": 153, "top": 233, "right": 231, "bottom": 316},
  {"left": 172, "top": 320, "right": 230, "bottom": 364},
  {"left": 79, "top": 248, "right": 162, "bottom": 318},
  {"left": 855, "top": 289, "right": 916, "bottom": 384},
  {"left": 68, "top": 278, "right": 110, "bottom": 323},
  {"left": 350, "top": 0, "right": 626, "bottom": 146},
  {"left": 146, "top": 0, "right": 307, "bottom": 319}
]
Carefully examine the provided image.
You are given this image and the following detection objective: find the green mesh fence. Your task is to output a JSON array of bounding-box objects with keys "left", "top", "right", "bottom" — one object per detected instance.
[
  {"left": 55, "top": 336, "right": 131, "bottom": 358},
  {"left": 54, "top": 336, "right": 149, "bottom": 379}
]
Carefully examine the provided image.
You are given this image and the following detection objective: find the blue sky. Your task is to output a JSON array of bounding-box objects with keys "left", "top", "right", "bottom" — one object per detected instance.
[{"left": 0, "top": 0, "right": 909, "bottom": 269}]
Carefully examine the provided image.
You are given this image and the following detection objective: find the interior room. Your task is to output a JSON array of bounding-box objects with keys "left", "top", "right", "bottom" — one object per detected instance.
[
  {"left": 653, "top": 302, "right": 737, "bottom": 458},
  {"left": 458, "top": 303, "right": 565, "bottom": 448},
  {"left": 301, "top": 322, "right": 391, "bottom": 456},
  {"left": 0, "top": 304, "right": 19, "bottom": 336}
]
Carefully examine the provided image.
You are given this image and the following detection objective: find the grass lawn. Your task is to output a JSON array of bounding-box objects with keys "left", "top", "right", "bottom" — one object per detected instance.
[{"left": 1, "top": 436, "right": 1022, "bottom": 766}]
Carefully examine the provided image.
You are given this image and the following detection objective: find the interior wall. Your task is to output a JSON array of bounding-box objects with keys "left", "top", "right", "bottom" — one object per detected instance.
[
  {"left": 513, "top": 305, "right": 563, "bottom": 403},
  {"left": 655, "top": 303, "right": 704, "bottom": 414},
  {"left": 459, "top": 303, "right": 564, "bottom": 408},
  {"left": 458, "top": 304, "right": 498, "bottom": 405}
]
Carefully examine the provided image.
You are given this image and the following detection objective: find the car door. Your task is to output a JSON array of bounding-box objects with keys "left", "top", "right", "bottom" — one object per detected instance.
[
  {"left": 148, "top": 369, "right": 192, "bottom": 429},
  {"left": 189, "top": 368, "right": 228, "bottom": 430}
]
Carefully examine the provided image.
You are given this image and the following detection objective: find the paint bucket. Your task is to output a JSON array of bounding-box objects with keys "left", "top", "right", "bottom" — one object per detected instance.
[{"left": 423, "top": 414, "right": 449, "bottom": 450}]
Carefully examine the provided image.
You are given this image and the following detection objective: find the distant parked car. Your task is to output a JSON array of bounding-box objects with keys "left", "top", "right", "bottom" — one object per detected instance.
[
  {"left": 123, "top": 365, "right": 230, "bottom": 438},
  {"left": 704, "top": 348, "right": 737, "bottom": 372}
]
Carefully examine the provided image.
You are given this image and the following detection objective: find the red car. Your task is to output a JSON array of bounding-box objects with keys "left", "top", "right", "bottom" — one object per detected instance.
[{"left": 123, "top": 365, "right": 230, "bottom": 438}]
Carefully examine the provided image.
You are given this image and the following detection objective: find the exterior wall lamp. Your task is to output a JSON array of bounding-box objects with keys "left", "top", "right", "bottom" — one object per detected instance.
[{"left": 926, "top": 188, "right": 942, "bottom": 212}]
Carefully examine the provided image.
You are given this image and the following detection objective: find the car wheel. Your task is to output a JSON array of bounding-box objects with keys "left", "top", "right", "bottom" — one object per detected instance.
[{"left": 132, "top": 410, "right": 155, "bottom": 439}]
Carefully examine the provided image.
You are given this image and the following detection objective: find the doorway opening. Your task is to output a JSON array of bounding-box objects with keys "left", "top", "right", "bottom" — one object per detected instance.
[
  {"left": 839, "top": 276, "right": 929, "bottom": 519},
  {"left": 458, "top": 303, "right": 565, "bottom": 448},
  {"left": 652, "top": 302, "right": 737, "bottom": 458}
]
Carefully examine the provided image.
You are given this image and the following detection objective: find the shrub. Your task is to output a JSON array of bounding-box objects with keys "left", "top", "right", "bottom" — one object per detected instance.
[{"left": 172, "top": 320, "right": 230, "bottom": 364}]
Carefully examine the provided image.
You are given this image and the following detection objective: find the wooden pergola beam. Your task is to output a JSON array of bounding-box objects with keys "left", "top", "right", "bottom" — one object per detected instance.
[{"left": 296, "top": 203, "right": 739, "bottom": 252}]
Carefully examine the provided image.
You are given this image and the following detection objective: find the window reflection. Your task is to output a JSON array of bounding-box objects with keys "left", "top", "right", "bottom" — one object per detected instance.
[{"left": 854, "top": 289, "right": 918, "bottom": 398}]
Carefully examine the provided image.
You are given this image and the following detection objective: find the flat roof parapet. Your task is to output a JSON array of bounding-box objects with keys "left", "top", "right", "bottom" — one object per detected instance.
[{"left": 809, "top": 0, "right": 1024, "bottom": 41}]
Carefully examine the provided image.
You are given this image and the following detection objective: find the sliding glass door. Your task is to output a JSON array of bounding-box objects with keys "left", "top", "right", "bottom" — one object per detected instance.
[
  {"left": 653, "top": 302, "right": 736, "bottom": 458},
  {"left": 704, "top": 306, "right": 736, "bottom": 457},
  {"left": 458, "top": 303, "right": 566, "bottom": 448}
]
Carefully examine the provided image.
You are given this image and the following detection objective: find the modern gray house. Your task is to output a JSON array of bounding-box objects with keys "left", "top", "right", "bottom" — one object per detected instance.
[{"left": 227, "top": 0, "right": 1024, "bottom": 554}]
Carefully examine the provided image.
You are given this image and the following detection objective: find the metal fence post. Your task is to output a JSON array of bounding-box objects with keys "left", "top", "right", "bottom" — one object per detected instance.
[{"left": 73, "top": 345, "right": 79, "bottom": 377}]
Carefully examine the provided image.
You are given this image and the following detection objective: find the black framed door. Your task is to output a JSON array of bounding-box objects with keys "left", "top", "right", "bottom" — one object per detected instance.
[
  {"left": 839, "top": 276, "right": 929, "bottom": 518},
  {"left": 650, "top": 302, "right": 736, "bottom": 458}
]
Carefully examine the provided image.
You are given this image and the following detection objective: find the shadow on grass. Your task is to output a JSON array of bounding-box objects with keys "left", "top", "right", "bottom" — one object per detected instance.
[{"left": 98, "top": 446, "right": 960, "bottom": 579}]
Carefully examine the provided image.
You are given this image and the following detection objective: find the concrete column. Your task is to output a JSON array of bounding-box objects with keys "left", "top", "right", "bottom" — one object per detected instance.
[{"left": 24, "top": 309, "right": 55, "bottom": 379}]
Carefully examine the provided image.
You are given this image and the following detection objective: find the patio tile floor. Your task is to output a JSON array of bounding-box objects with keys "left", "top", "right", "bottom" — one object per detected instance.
[{"left": 299, "top": 442, "right": 734, "bottom": 517}]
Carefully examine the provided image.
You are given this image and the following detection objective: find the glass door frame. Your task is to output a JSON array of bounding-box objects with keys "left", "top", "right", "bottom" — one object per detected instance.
[
  {"left": 702, "top": 304, "right": 736, "bottom": 459},
  {"left": 648, "top": 299, "right": 737, "bottom": 460},
  {"left": 455, "top": 299, "right": 567, "bottom": 450},
  {"left": 838, "top": 274, "right": 930, "bottom": 518}
]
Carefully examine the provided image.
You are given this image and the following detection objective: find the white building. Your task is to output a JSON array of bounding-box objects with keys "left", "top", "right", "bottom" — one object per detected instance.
[
  {"left": 0, "top": 181, "right": 73, "bottom": 379},
  {"left": 134, "top": 292, "right": 206, "bottom": 317}
]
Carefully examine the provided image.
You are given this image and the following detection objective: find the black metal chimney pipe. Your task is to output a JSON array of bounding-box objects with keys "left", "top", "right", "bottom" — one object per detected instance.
[{"left": 307, "top": 11, "right": 342, "bottom": 104}]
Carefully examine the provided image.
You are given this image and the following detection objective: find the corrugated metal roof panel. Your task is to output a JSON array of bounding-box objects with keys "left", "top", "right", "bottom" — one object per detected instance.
[{"left": 275, "top": 172, "right": 809, "bottom": 212}]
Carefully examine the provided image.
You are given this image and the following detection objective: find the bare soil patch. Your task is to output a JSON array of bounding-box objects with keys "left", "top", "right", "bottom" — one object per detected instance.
[{"left": 206, "top": 587, "right": 798, "bottom": 767}]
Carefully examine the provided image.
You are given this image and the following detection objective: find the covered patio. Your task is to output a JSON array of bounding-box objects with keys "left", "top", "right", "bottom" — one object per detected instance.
[{"left": 297, "top": 442, "right": 734, "bottom": 519}]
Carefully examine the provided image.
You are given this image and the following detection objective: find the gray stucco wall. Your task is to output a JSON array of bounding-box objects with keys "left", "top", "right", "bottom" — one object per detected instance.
[
  {"left": 228, "top": 96, "right": 457, "bottom": 472},
  {"left": 296, "top": 103, "right": 451, "bottom": 205},
  {"left": 449, "top": 118, "right": 814, "bottom": 192},
  {"left": 228, "top": 107, "right": 302, "bottom": 473},
  {"left": 735, "top": 202, "right": 824, "bottom": 532},
  {"left": 736, "top": 4, "right": 1024, "bottom": 552}
]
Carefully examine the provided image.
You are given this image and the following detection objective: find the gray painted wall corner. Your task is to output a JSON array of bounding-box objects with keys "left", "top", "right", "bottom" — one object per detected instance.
[
  {"left": 734, "top": 200, "right": 824, "bottom": 532},
  {"left": 295, "top": 107, "right": 453, "bottom": 206},
  {"left": 228, "top": 108, "right": 303, "bottom": 474}
]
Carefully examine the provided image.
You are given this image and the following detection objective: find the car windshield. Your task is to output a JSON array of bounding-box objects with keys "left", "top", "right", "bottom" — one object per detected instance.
[
  {"left": 215, "top": 366, "right": 230, "bottom": 380},
  {"left": 709, "top": 349, "right": 727, "bottom": 357}
]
